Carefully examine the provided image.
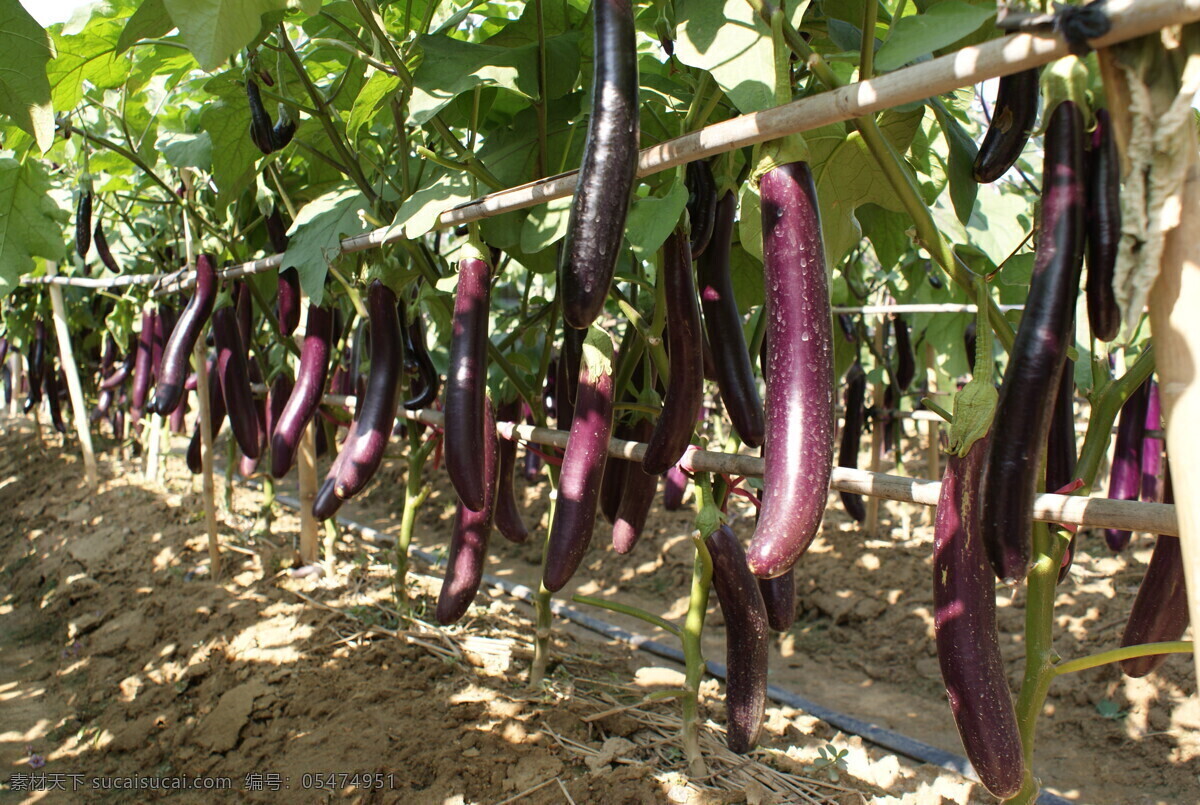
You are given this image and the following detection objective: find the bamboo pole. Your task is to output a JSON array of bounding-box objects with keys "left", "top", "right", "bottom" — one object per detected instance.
[
  {"left": 45, "top": 262, "right": 98, "bottom": 491},
  {"left": 8, "top": 353, "right": 20, "bottom": 415},
  {"left": 297, "top": 420, "right": 319, "bottom": 563},
  {"left": 924, "top": 341, "right": 940, "bottom": 512},
  {"left": 144, "top": 413, "right": 163, "bottom": 480},
  {"left": 865, "top": 318, "right": 887, "bottom": 536}
]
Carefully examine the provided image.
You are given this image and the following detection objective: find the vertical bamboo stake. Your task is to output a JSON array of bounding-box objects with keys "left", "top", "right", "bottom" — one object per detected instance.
[
  {"left": 145, "top": 413, "right": 163, "bottom": 480},
  {"left": 45, "top": 262, "right": 98, "bottom": 491},
  {"left": 864, "top": 317, "right": 886, "bottom": 536},
  {"left": 925, "top": 340, "right": 940, "bottom": 484},
  {"left": 298, "top": 420, "right": 319, "bottom": 563},
  {"left": 8, "top": 353, "right": 20, "bottom": 415}
]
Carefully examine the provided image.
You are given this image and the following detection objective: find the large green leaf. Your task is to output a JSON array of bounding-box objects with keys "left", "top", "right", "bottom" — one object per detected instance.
[
  {"left": 283, "top": 187, "right": 370, "bottom": 306},
  {"left": 48, "top": 11, "right": 136, "bottom": 112},
  {"left": 198, "top": 73, "right": 259, "bottom": 210},
  {"left": 0, "top": 158, "right": 67, "bottom": 295},
  {"left": 0, "top": 0, "right": 54, "bottom": 152},
  {"left": 874, "top": 1, "right": 995, "bottom": 72},
  {"left": 409, "top": 34, "right": 545, "bottom": 125},
  {"left": 674, "top": 0, "right": 774, "bottom": 114},
  {"left": 346, "top": 70, "right": 401, "bottom": 144},
  {"left": 930, "top": 99, "right": 979, "bottom": 224},
  {"left": 520, "top": 196, "right": 573, "bottom": 255},
  {"left": 625, "top": 178, "right": 688, "bottom": 259},
  {"left": 157, "top": 131, "right": 212, "bottom": 169},
  {"left": 389, "top": 171, "right": 473, "bottom": 239},
  {"left": 162, "top": 0, "right": 288, "bottom": 72},
  {"left": 117, "top": 0, "right": 173, "bottom": 53}
]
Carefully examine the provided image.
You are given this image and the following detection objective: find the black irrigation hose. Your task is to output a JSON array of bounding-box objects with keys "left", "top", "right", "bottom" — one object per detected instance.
[{"left": 270, "top": 494, "right": 1071, "bottom": 805}]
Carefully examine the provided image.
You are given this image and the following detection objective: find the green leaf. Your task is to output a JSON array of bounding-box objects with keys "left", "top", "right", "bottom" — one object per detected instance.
[
  {"left": 199, "top": 74, "right": 260, "bottom": 210},
  {"left": 117, "top": 0, "right": 174, "bottom": 53},
  {"left": 520, "top": 195, "right": 573, "bottom": 255},
  {"left": 674, "top": 0, "right": 774, "bottom": 114},
  {"left": 0, "top": 0, "right": 53, "bottom": 152},
  {"left": 874, "top": 1, "right": 996, "bottom": 73},
  {"left": 625, "top": 178, "right": 688, "bottom": 259},
  {"left": 162, "top": 0, "right": 287, "bottom": 72},
  {"left": 48, "top": 12, "right": 134, "bottom": 112},
  {"left": 157, "top": 131, "right": 212, "bottom": 169},
  {"left": 0, "top": 158, "right": 67, "bottom": 296},
  {"left": 930, "top": 100, "right": 979, "bottom": 224},
  {"left": 283, "top": 187, "right": 370, "bottom": 306},
  {"left": 391, "top": 173, "right": 473, "bottom": 240},
  {"left": 408, "top": 34, "right": 543, "bottom": 125},
  {"left": 346, "top": 70, "right": 401, "bottom": 144}
]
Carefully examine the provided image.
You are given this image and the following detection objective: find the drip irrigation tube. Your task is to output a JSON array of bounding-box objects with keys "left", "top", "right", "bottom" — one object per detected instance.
[{"left": 272, "top": 494, "right": 1072, "bottom": 805}]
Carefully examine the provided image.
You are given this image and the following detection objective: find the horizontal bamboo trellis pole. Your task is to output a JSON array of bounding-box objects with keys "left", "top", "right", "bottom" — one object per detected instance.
[{"left": 20, "top": 0, "right": 1198, "bottom": 296}]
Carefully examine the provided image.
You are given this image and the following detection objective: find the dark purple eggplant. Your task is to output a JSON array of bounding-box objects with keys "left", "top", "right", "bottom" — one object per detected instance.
[
  {"left": 23, "top": 320, "right": 46, "bottom": 414},
  {"left": 980, "top": 101, "right": 1085, "bottom": 584},
  {"left": 1085, "top": 108, "right": 1120, "bottom": 342},
  {"left": 612, "top": 418, "right": 657, "bottom": 554},
  {"left": 246, "top": 76, "right": 276, "bottom": 155},
  {"left": 313, "top": 418, "right": 357, "bottom": 521},
  {"left": 92, "top": 388, "right": 113, "bottom": 421},
  {"left": 271, "top": 303, "right": 333, "bottom": 478},
  {"left": 334, "top": 281, "right": 402, "bottom": 500},
  {"left": 212, "top": 306, "right": 260, "bottom": 459},
  {"left": 543, "top": 336, "right": 616, "bottom": 592},
  {"left": 272, "top": 104, "right": 296, "bottom": 151},
  {"left": 746, "top": 162, "right": 834, "bottom": 579},
  {"left": 758, "top": 568, "right": 796, "bottom": 632},
  {"left": 1141, "top": 380, "right": 1163, "bottom": 504},
  {"left": 642, "top": 230, "right": 703, "bottom": 474},
  {"left": 94, "top": 220, "right": 119, "bottom": 273},
  {"left": 399, "top": 297, "right": 439, "bottom": 410},
  {"left": 187, "top": 359, "right": 226, "bottom": 474},
  {"left": 1049, "top": 359, "right": 1080, "bottom": 584},
  {"left": 838, "top": 362, "right": 868, "bottom": 523},
  {"left": 686, "top": 160, "right": 718, "bottom": 258},
  {"left": 556, "top": 339, "right": 577, "bottom": 431},
  {"left": 600, "top": 419, "right": 634, "bottom": 525},
  {"left": 275, "top": 268, "right": 300, "bottom": 338},
  {"left": 698, "top": 191, "right": 765, "bottom": 447},
  {"left": 129, "top": 312, "right": 154, "bottom": 424},
  {"left": 75, "top": 190, "right": 93, "bottom": 258},
  {"left": 558, "top": 0, "right": 639, "bottom": 329},
  {"left": 705, "top": 524, "right": 769, "bottom": 754},
  {"left": 44, "top": 365, "right": 66, "bottom": 433},
  {"left": 663, "top": 462, "right": 687, "bottom": 510},
  {"left": 1104, "top": 377, "right": 1150, "bottom": 552},
  {"left": 493, "top": 399, "right": 530, "bottom": 544},
  {"left": 893, "top": 314, "right": 915, "bottom": 390},
  {"left": 148, "top": 255, "right": 218, "bottom": 416},
  {"left": 266, "top": 372, "right": 293, "bottom": 444},
  {"left": 973, "top": 68, "right": 1039, "bottom": 183},
  {"left": 934, "top": 437, "right": 1024, "bottom": 798},
  {"left": 437, "top": 400, "right": 500, "bottom": 624},
  {"left": 445, "top": 255, "right": 492, "bottom": 511}
]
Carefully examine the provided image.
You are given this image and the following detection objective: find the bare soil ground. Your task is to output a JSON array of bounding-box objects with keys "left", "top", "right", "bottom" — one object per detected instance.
[{"left": 1, "top": 414, "right": 1196, "bottom": 804}]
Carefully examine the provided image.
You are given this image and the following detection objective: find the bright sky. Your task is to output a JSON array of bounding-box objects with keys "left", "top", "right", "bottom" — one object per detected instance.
[{"left": 24, "top": 0, "right": 93, "bottom": 27}]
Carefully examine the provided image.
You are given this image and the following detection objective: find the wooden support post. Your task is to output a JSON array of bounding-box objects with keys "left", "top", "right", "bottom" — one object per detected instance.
[
  {"left": 925, "top": 341, "right": 940, "bottom": 484},
  {"left": 145, "top": 414, "right": 163, "bottom": 481},
  {"left": 8, "top": 353, "right": 20, "bottom": 415},
  {"left": 298, "top": 420, "right": 319, "bottom": 564},
  {"left": 194, "top": 337, "right": 221, "bottom": 576},
  {"left": 865, "top": 317, "right": 886, "bottom": 537},
  {"left": 45, "top": 262, "right": 98, "bottom": 491}
]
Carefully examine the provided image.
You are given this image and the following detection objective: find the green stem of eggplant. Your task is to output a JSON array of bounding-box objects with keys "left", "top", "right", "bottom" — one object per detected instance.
[
  {"left": 1053, "top": 641, "right": 1193, "bottom": 676},
  {"left": 253, "top": 473, "right": 275, "bottom": 537},
  {"left": 1074, "top": 344, "right": 1155, "bottom": 493},
  {"left": 530, "top": 498, "right": 558, "bottom": 689},
  {"left": 681, "top": 532, "right": 713, "bottom": 778},
  {"left": 394, "top": 426, "right": 434, "bottom": 609}
]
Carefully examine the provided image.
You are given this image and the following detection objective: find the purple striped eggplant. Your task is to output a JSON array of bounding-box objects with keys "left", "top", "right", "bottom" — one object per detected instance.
[
  {"left": 1085, "top": 109, "right": 1121, "bottom": 342},
  {"left": 1141, "top": 379, "right": 1163, "bottom": 504},
  {"left": 1104, "top": 378, "right": 1150, "bottom": 552},
  {"left": 973, "top": 68, "right": 1039, "bottom": 183},
  {"left": 148, "top": 255, "right": 217, "bottom": 416},
  {"left": 445, "top": 254, "right": 491, "bottom": 511}
]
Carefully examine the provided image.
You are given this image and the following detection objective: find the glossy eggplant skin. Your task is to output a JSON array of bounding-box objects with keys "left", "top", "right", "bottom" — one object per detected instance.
[
  {"left": 270, "top": 304, "right": 333, "bottom": 478},
  {"left": 558, "top": 0, "right": 639, "bottom": 329},
  {"left": 934, "top": 437, "right": 1024, "bottom": 799},
  {"left": 493, "top": 400, "right": 530, "bottom": 544},
  {"left": 758, "top": 569, "right": 796, "bottom": 632},
  {"left": 148, "top": 255, "right": 218, "bottom": 416},
  {"left": 75, "top": 190, "right": 93, "bottom": 258},
  {"left": 1086, "top": 108, "right": 1121, "bottom": 342},
  {"left": 746, "top": 162, "right": 834, "bottom": 579},
  {"left": 44, "top": 365, "right": 66, "bottom": 433},
  {"left": 1049, "top": 359, "right": 1080, "bottom": 584},
  {"left": 187, "top": 359, "right": 226, "bottom": 475},
  {"left": 642, "top": 230, "right": 704, "bottom": 475},
  {"left": 1141, "top": 380, "right": 1164, "bottom": 504},
  {"left": 94, "top": 220, "right": 119, "bottom": 273},
  {"left": 706, "top": 525, "right": 769, "bottom": 755},
  {"left": 980, "top": 102, "right": 1085, "bottom": 585},
  {"left": 246, "top": 77, "right": 276, "bottom": 155},
  {"left": 276, "top": 269, "right": 301, "bottom": 338},
  {"left": 212, "top": 306, "right": 261, "bottom": 460},
  {"left": 437, "top": 400, "right": 500, "bottom": 625},
  {"left": 313, "top": 419, "right": 357, "bottom": 521},
  {"left": 838, "top": 362, "right": 868, "bottom": 524},
  {"left": 599, "top": 420, "right": 630, "bottom": 526},
  {"left": 266, "top": 372, "right": 293, "bottom": 445},
  {"left": 400, "top": 299, "right": 440, "bottom": 410},
  {"left": 686, "top": 160, "right": 718, "bottom": 258},
  {"left": 972, "top": 68, "right": 1039, "bottom": 183},
  {"left": 892, "top": 315, "right": 915, "bottom": 390},
  {"left": 23, "top": 320, "right": 46, "bottom": 413},
  {"left": 543, "top": 348, "right": 616, "bottom": 592},
  {"left": 334, "top": 281, "right": 402, "bottom": 501},
  {"left": 130, "top": 312, "right": 154, "bottom": 423},
  {"left": 663, "top": 462, "right": 687, "bottom": 510},
  {"left": 612, "top": 418, "right": 657, "bottom": 554},
  {"left": 445, "top": 256, "right": 492, "bottom": 511},
  {"left": 1104, "top": 378, "right": 1150, "bottom": 552},
  {"left": 698, "top": 192, "right": 765, "bottom": 447}
]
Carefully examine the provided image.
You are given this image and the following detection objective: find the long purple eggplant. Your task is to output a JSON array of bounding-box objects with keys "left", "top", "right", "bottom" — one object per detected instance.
[
  {"left": 212, "top": 306, "right": 260, "bottom": 459},
  {"left": 1086, "top": 109, "right": 1121, "bottom": 342},
  {"left": 277, "top": 269, "right": 301, "bottom": 338},
  {"left": 334, "top": 281, "right": 402, "bottom": 500},
  {"left": 1049, "top": 359, "right": 1080, "bottom": 584},
  {"left": 266, "top": 372, "right": 293, "bottom": 444},
  {"left": 129, "top": 312, "right": 154, "bottom": 424},
  {"left": 558, "top": 0, "right": 639, "bottom": 329},
  {"left": 400, "top": 298, "right": 439, "bottom": 410},
  {"left": 148, "top": 255, "right": 217, "bottom": 416},
  {"left": 313, "top": 419, "right": 357, "bottom": 521},
  {"left": 758, "top": 569, "right": 796, "bottom": 632},
  {"left": 44, "top": 365, "right": 66, "bottom": 433},
  {"left": 437, "top": 400, "right": 500, "bottom": 624},
  {"left": 642, "top": 230, "right": 703, "bottom": 475},
  {"left": 893, "top": 314, "right": 915, "bottom": 390},
  {"left": 1120, "top": 472, "right": 1187, "bottom": 677},
  {"left": 934, "top": 436, "right": 1024, "bottom": 798},
  {"left": 23, "top": 320, "right": 46, "bottom": 414},
  {"left": 698, "top": 191, "right": 764, "bottom": 447},
  {"left": 973, "top": 68, "right": 1039, "bottom": 183},
  {"left": 1104, "top": 378, "right": 1150, "bottom": 552},
  {"left": 445, "top": 255, "right": 492, "bottom": 511},
  {"left": 746, "top": 162, "right": 834, "bottom": 579},
  {"left": 612, "top": 418, "right": 657, "bottom": 554},
  {"left": 1141, "top": 380, "right": 1163, "bottom": 504},
  {"left": 838, "top": 362, "right": 868, "bottom": 523},
  {"left": 600, "top": 419, "right": 634, "bottom": 525},
  {"left": 706, "top": 524, "right": 769, "bottom": 754},
  {"left": 271, "top": 304, "right": 333, "bottom": 478},
  {"left": 187, "top": 359, "right": 226, "bottom": 474},
  {"left": 94, "top": 220, "right": 119, "bottom": 273},
  {"left": 686, "top": 160, "right": 718, "bottom": 258},
  {"left": 980, "top": 101, "right": 1085, "bottom": 584},
  {"left": 493, "top": 400, "right": 530, "bottom": 544},
  {"left": 543, "top": 335, "right": 616, "bottom": 592},
  {"left": 663, "top": 462, "right": 687, "bottom": 510}
]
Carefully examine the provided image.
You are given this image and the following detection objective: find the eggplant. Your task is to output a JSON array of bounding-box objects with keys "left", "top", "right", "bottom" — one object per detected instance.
[
  {"left": 706, "top": 525, "right": 769, "bottom": 754},
  {"left": 313, "top": 419, "right": 356, "bottom": 521},
  {"left": 558, "top": 0, "right": 639, "bottom": 329},
  {"left": 758, "top": 569, "right": 796, "bottom": 632},
  {"left": 1104, "top": 378, "right": 1150, "bottom": 552},
  {"left": 270, "top": 303, "right": 333, "bottom": 478},
  {"left": 1141, "top": 380, "right": 1163, "bottom": 504},
  {"left": 437, "top": 400, "right": 500, "bottom": 624},
  {"left": 698, "top": 191, "right": 765, "bottom": 447},
  {"left": 492, "top": 400, "right": 530, "bottom": 544},
  {"left": 746, "top": 162, "right": 834, "bottom": 579},
  {"left": 129, "top": 312, "right": 153, "bottom": 423},
  {"left": 44, "top": 365, "right": 66, "bottom": 433},
  {"left": 148, "top": 255, "right": 218, "bottom": 416},
  {"left": 893, "top": 314, "right": 915, "bottom": 390},
  {"left": 934, "top": 437, "right": 1024, "bottom": 798},
  {"left": 973, "top": 68, "right": 1039, "bottom": 183},
  {"left": 612, "top": 418, "right": 657, "bottom": 554},
  {"left": 75, "top": 190, "right": 93, "bottom": 259},
  {"left": 277, "top": 268, "right": 301, "bottom": 338},
  {"left": 246, "top": 76, "right": 276, "bottom": 155},
  {"left": 543, "top": 332, "right": 616, "bottom": 592},
  {"left": 838, "top": 362, "right": 868, "bottom": 524},
  {"left": 399, "top": 297, "right": 439, "bottom": 410},
  {"left": 334, "top": 281, "right": 402, "bottom": 501},
  {"left": 265, "top": 206, "right": 290, "bottom": 254},
  {"left": 266, "top": 372, "right": 293, "bottom": 445},
  {"left": 212, "top": 306, "right": 260, "bottom": 459},
  {"left": 663, "top": 462, "right": 687, "bottom": 510},
  {"left": 1049, "top": 359, "right": 1080, "bottom": 584},
  {"left": 94, "top": 220, "right": 119, "bottom": 273},
  {"left": 980, "top": 101, "right": 1085, "bottom": 584},
  {"left": 642, "top": 229, "right": 703, "bottom": 475},
  {"left": 1085, "top": 108, "right": 1121, "bottom": 342},
  {"left": 187, "top": 359, "right": 226, "bottom": 474},
  {"left": 23, "top": 320, "right": 46, "bottom": 414},
  {"left": 445, "top": 254, "right": 492, "bottom": 511},
  {"left": 686, "top": 160, "right": 718, "bottom": 258}
]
